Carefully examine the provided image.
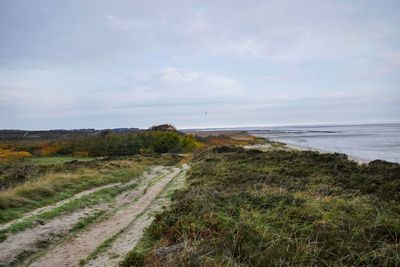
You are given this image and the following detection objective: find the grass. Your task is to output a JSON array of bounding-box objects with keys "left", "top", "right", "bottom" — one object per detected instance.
[
  {"left": 0, "top": 156, "right": 184, "bottom": 244},
  {"left": 0, "top": 156, "right": 184, "bottom": 241},
  {"left": 122, "top": 146, "right": 400, "bottom": 267},
  {"left": 30, "top": 156, "right": 96, "bottom": 165},
  {"left": 1, "top": 164, "right": 171, "bottom": 265},
  {"left": 71, "top": 210, "right": 107, "bottom": 232},
  {"left": 2, "top": 167, "right": 176, "bottom": 266},
  {"left": 0, "top": 159, "right": 144, "bottom": 224}
]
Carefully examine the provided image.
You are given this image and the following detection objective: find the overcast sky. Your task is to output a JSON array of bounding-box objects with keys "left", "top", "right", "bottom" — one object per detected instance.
[{"left": 0, "top": 0, "right": 399, "bottom": 129}]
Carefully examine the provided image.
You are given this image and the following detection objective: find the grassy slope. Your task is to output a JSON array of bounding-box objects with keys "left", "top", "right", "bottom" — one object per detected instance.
[{"left": 123, "top": 146, "right": 400, "bottom": 266}]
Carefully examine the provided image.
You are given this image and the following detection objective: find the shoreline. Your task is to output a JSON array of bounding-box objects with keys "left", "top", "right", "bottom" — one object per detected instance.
[
  {"left": 184, "top": 129, "right": 377, "bottom": 164},
  {"left": 281, "top": 142, "right": 369, "bottom": 164}
]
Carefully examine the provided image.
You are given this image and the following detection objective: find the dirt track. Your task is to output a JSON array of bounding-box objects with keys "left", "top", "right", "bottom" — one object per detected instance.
[
  {"left": 83, "top": 168, "right": 188, "bottom": 267},
  {"left": 27, "top": 165, "right": 187, "bottom": 267}
]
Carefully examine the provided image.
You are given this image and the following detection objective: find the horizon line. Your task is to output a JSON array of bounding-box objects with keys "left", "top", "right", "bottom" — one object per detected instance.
[{"left": 1, "top": 120, "right": 400, "bottom": 132}]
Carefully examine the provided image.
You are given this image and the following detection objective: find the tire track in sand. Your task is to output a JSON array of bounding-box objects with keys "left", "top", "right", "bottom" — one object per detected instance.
[
  {"left": 83, "top": 166, "right": 188, "bottom": 267},
  {"left": 0, "top": 167, "right": 168, "bottom": 266},
  {"left": 29, "top": 166, "right": 185, "bottom": 267}
]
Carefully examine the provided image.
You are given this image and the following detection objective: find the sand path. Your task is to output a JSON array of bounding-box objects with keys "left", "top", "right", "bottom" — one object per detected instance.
[
  {"left": 28, "top": 165, "right": 186, "bottom": 267},
  {"left": 83, "top": 167, "right": 188, "bottom": 267},
  {"left": 0, "top": 166, "right": 166, "bottom": 266}
]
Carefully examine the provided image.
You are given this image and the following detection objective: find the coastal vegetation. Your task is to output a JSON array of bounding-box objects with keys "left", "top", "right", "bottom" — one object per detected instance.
[
  {"left": 0, "top": 158, "right": 143, "bottom": 224},
  {"left": 0, "top": 128, "right": 194, "bottom": 228},
  {"left": 0, "top": 129, "right": 200, "bottom": 158},
  {"left": 0, "top": 129, "right": 198, "bottom": 228},
  {"left": 1, "top": 127, "right": 398, "bottom": 266},
  {"left": 123, "top": 146, "right": 400, "bottom": 266}
]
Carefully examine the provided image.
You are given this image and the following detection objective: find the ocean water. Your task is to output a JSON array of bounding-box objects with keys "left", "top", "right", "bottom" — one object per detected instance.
[{"left": 248, "top": 123, "right": 400, "bottom": 163}]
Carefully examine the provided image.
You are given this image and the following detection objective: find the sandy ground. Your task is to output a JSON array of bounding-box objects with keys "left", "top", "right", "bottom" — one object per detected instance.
[
  {"left": 28, "top": 165, "right": 187, "bottom": 267},
  {"left": 83, "top": 168, "right": 188, "bottom": 267},
  {"left": 243, "top": 143, "right": 272, "bottom": 151},
  {"left": 0, "top": 207, "right": 105, "bottom": 265}
]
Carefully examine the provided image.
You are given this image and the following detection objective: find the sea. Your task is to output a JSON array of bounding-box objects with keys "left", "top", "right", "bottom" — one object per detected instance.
[{"left": 246, "top": 123, "right": 400, "bottom": 163}]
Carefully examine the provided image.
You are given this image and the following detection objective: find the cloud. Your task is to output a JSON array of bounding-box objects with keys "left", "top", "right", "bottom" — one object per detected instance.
[
  {"left": 0, "top": 66, "right": 243, "bottom": 119},
  {"left": 0, "top": 0, "right": 399, "bottom": 128},
  {"left": 159, "top": 67, "right": 242, "bottom": 96},
  {"left": 167, "top": 1, "right": 397, "bottom": 61}
]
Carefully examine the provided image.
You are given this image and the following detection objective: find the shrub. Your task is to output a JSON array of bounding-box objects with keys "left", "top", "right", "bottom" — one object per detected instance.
[
  {"left": 71, "top": 151, "right": 89, "bottom": 157},
  {"left": 0, "top": 148, "right": 32, "bottom": 160},
  {"left": 34, "top": 131, "right": 200, "bottom": 157}
]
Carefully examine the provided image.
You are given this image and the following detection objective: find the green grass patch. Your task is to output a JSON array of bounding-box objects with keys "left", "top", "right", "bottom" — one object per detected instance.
[
  {"left": 72, "top": 210, "right": 106, "bottom": 232},
  {"left": 121, "top": 234, "right": 155, "bottom": 267}
]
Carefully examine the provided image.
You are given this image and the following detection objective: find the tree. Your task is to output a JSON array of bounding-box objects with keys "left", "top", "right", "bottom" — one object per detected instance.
[{"left": 149, "top": 124, "right": 177, "bottom": 131}]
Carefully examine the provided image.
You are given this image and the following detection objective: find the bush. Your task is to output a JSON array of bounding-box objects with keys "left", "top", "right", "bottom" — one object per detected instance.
[
  {"left": 71, "top": 151, "right": 89, "bottom": 157},
  {"left": 0, "top": 160, "right": 39, "bottom": 189},
  {"left": 0, "top": 149, "right": 32, "bottom": 160},
  {"left": 11, "top": 131, "right": 201, "bottom": 158}
]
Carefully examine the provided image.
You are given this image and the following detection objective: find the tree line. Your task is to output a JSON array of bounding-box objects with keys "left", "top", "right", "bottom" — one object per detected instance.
[{"left": 1, "top": 130, "right": 200, "bottom": 158}]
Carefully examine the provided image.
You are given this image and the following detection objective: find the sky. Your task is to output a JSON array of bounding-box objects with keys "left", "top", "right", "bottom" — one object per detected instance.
[{"left": 0, "top": 0, "right": 399, "bottom": 130}]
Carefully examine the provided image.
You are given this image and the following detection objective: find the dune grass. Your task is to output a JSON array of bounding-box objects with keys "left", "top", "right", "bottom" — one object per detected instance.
[
  {"left": 122, "top": 146, "right": 400, "bottom": 267},
  {"left": 0, "top": 159, "right": 144, "bottom": 224}
]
